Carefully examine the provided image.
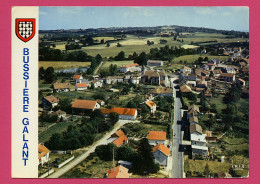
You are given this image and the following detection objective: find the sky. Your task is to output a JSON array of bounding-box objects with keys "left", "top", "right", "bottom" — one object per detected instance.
[{"left": 39, "top": 6, "right": 249, "bottom": 32}]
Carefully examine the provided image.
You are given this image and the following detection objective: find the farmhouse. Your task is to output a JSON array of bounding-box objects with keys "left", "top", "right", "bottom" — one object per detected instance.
[
  {"left": 190, "top": 124, "right": 208, "bottom": 157},
  {"left": 101, "top": 107, "right": 137, "bottom": 120},
  {"left": 42, "top": 95, "right": 59, "bottom": 109},
  {"left": 106, "top": 165, "right": 129, "bottom": 178},
  {"left": 75, "top": 83, "right": 88, "bottom": 91},
  {"left": 72, "top": 74, "right": 83, "bottom": 83},
  {"left": 38, "top": 144, "right": 50, "bottom": 166},
  {"left": 72, "top": 99, "right": 100, "bottom": 115},
  {"left": 219, "top": 73, "right": 235, "bottom": 82},
  {"left": 145, "top": 100, "right": 157, "bottom": 113},
  {"left": 150, "top": 87, "right": 173, "bottom": 97},
  {"left": 152, "top": 144, "right": 170, "bottom": 166},
  {"left": 107, "top": 129, "right": 129, "bottom": 147},
  {"left": 130, "top": 76, "right": 140, "bottom": 84},
  {"left": 187, "top": 105, "right": 200, "bottom": 117},
  {"left": 147, "top": 131, "right": 166, "bottom": 146},
  {"left": 189, "top": 116, "right": 199, "bottom": 125},
  {"left": 104, "top": 76, "right": 124, "bottom": 84},
  {"left": 120, "top": 63, "right": 140, "bottom": 73},
  {"left": 90, "top": 79, "right": 103, "bottom": 88},
  {"left": 52, "top": 82, "right": 71, "bottom": 93},
  {"left": 50, "top": 109, "right": 66, "bottom": 119},
  {"left": 180, "top": 66, "right": 192, "bottom": 74},
  {"left": 147, "top": 60, "right": 164, "bottom": 67}
]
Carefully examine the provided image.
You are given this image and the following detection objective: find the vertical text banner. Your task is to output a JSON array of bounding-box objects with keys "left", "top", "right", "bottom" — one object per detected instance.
[{"left": 12, "top": 6, "right": 39, "bottom": 178}]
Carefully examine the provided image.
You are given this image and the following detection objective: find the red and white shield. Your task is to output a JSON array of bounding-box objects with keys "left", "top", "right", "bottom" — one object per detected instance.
[{"left": 16, "top": 19, "right": 36, "bottom": 42}]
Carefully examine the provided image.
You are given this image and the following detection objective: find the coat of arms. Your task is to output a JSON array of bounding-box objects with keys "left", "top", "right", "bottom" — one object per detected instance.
[{"left": 16, "top": 19, "right": 35, "bottom": 42}]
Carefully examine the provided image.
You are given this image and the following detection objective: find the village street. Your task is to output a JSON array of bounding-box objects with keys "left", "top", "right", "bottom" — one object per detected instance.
[
  {"left": 171, "top": 83, "right": 184, "bottom": 178},
  {"left": 47, "top": 119, "right": 139, "bottom": 178}
]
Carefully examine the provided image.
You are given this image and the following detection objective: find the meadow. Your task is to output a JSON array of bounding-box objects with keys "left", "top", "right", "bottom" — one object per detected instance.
[{"left": 39, "top": 61, "right": 91, "bottom": 70}]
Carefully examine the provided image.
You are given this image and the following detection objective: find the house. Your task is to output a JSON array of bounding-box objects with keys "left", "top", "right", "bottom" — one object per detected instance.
[
  {"left": 52, "top": 83, "right": 71, "bottom": 93},
  {"left": 105, "top": 165, "right": 129, "bottom": 178},
  {"left": 130, "top": 76, "right": 140, "bottom": 84},
  {"left": 118, "top": 160, "right": 132, "bottom": 169},
  {"left": 147, "top": 60, "right": 164, "bottom": 67},
  {"left": 120, "top": 63, "right": 140, "bottom": 73},
  {"left": 180, "top": 66, "right": 192, "bottom": 74},
  {"left": 101, "top": 107, "right": 137, "bottom": 120},
  {"left": 190, "top": 124, "right": 208, "bottom": 156},
  {"left": 104, "top": 76, "right": 124, "bottom": 84},
  {"left": 38, "top": 144, "right": 50, "bottom": 166},
  {"left": 72, "top": 74, "right": 83, "bottom": 83},
  {"left": 90, "top": 79, "right": 103, "bottom": 88},
  {"left": 204, "top": 89, "right": 213, "bottom": 97},
  {"left": 196, "top": 80, "right": 207, "bottom": 88},
  {"left": 180, "top": 85, "right": 192, "bottom": 93},
  {"left": 145, "top": 100, "right": 157, "bottom": 113},
  {"left": 42, "top": 95, "right": 59, "bottom": 109},
  {"left": 97, "top": 99, "right": 105, "bottom": 106},
  {"left": 208, "top": 59, "right": 220, "bottom": 65},
  {"left": 219, "top": 73, "right": 235, "bottom": 82},
  {"left": 236, "top": 78, "right": 246, "bottom": 87},
  {"left": 189, "top": 116, "right": 199, "bottom": 125},
  {"left": 150, "top": 87, "right": 173, "bottom": 97},
  {"left": 141, "top": 70, "right": 160, "bottom": 85},
  {"left": 107, "top": 129, "right": 129, "bottom": 147},
  {"left": 187, "top": 105, "right": 200, "bottom": 117},
  {"left": 50, "top": 109, "right": 66, "bottom": 120},
  {"left": 72, "top": 99, "right": 100, "bottom": 115},
  {"left": 75, "top": 83, "right": 88, "bottom": 91},
  {"left": 147, "top": 131, "right": 166, "bottom": 146},
  {"left": 152, "top": 144, "right": 170, "bottom": 166}
]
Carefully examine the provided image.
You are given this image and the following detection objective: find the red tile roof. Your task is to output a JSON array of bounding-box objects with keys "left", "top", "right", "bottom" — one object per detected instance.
[
  {"left": 107, "top": 165, "right": 129, "bottom": 178},
  {"left": 145, "top": 101, "right": 156, "bottom": 108},
  {"left": 152, "top": 143, "right": 170, "bottom": 156},
  {"left": 113, "top": 134, "right": 128, "bottom": 147},
  {"left": 72, "top": 99, "right": 97, "bottom": 110},
  {"left": 219, "top": 73, "right": 235, "bottom": 77},
  {"left": 148, "top": 131, "right": 166, "bottom": 141},
  {"left": 53, "top": 83, "right": 71, "bottom": 90},
  {"left": 44, "top": 95, "right": 59, "bottom": 104},
  {"left": 76, "top": 83, "right": 87, "bottom": 88},
  {"left": 101, "top": 107, "right": 137, "bottom": 116},
  {"left": 111, "top": 129, "right": 125, "bottom": 138},
  {"left": 38, "top": 144, "right": 50, "bottom": 159},
  {"left": 72, "top": 74, "right": 82, "bottom": 79}
]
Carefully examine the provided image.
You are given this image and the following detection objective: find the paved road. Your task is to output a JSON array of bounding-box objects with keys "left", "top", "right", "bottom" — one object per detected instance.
[
  {"left": 47, "top": 120, "right": 139, "bottom": 178},
  {"left": 171, "top": 84, "right": 184, "bottom": 178},
  {"left": 93, "top": 61, "right": 104, "bottom": 75}
]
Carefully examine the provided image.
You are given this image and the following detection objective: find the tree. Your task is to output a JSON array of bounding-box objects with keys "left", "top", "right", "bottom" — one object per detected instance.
[
  {"left": 58, "top": 98, "right": 72, "bottom": 114},
  {"left": 109, "top": 112, "right": 119, "bottom": 125},
  {"left": 126, "top": 100, "right": 137, "bottom": 108},
  {"left": 115, "top": 51, "right": 125, "bottom": 61},
  {"left": 204, "top": 163, "right": 210, "bottom": 178},
  {"left": 117, "top": 42, "right": 122, "bottom": 47},
  {"left": 95, "top": 143, "right": 115, "bottom": 161},
  {"left": 45, "top": 133, "right": 63, "bottom": 150},
  {"left": 39, "top": 67, "right": 45, "bottom": 80},
  {"left": 204, "top": 57, "right": 209, "bottom": 61},
  {"left": 116, "top": 145, "right": 135, "bottom": 161},
  {"left": 132, "top": 138, "right": 159, "bottom": 175},
  {"left": 135, "top": 52, "right": 147, "bottom": 66},
  {"left": 90, "top": 109, "right": 104, "bottom": 120},
  {"left": 106, "top": 43, "right": 110, "bottom": 47},
  {"left": 44, "top": 67, "right": 55, "bottom": 83}
]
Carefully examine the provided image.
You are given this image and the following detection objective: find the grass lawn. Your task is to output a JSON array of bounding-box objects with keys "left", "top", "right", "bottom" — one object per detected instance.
[
  {"left": 185, "top": 159, "right": 230, "bottom": 174},
  {"left": 39, "top": 121, "right": 75, "bottom": 143},
  {"left": 100, "top": 60, "right": 134, "bottom": 70},
  {"left": 61, "top": 156, "right": 113, "bottom": 178},
  {"left": 208, "top": 94, "right": 227, "bottom": 112},
  {"left": 221, "top": 136, "right": 248, "bottom": 153},
  {"left": 123, "top": 123, "right": 168, "bottom": 138},
  {"left": 53, "top": 90, "right": 97, "bottom": 101},
  {"left": 39, "top": 61, "right": 91, "bottom": 70}
]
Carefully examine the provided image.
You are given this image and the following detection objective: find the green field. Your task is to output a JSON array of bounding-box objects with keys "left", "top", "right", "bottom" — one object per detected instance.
[
  {"left": 39, "top": 121, "right": 75, "bottom": 143},
  {"left": 39, "top": 61, "right": 91, "bottom": 70},
  {"left": 100, "top": 60, "right": 134, "bottom": 70}
]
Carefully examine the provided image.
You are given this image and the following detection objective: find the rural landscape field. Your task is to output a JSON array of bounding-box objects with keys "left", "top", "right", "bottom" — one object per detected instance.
[{"left": 38, "top": 6, "right": 249, "bottom": 179}]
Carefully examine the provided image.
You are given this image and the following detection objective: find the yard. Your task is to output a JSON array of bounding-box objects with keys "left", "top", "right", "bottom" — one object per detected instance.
[
  {"left": 100, "top": 60, "right": 134, "bottom": 70},
  {"left": 61, "top": 156, "right": 113, "bottom": 178},
  {"left": 39, "top": 121, "right": 75, "bottom": 143}
]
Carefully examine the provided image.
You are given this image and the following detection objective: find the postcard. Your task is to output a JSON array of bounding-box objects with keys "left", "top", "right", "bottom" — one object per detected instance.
[{"left": 10, "top": 5, "right": 250, "bottom": 181}]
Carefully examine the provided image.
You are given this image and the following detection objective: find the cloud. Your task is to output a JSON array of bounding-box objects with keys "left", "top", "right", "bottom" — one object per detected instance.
[{"left": 194, "top": 7, "right": 217, "bottom": 15}]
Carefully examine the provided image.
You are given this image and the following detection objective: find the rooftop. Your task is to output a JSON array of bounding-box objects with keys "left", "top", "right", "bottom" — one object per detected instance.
[
  {"left": 107, "top": 165, "right": 129, "bottom": 178},
  {"left": 152, "top": 143, "right": 170, "bottom": 156},
  {"left": 148, "top": 131, "right": 166, "bottom": 141},
  {"left": 72, "top": 99, "right": 97, "bottom": 110}
]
